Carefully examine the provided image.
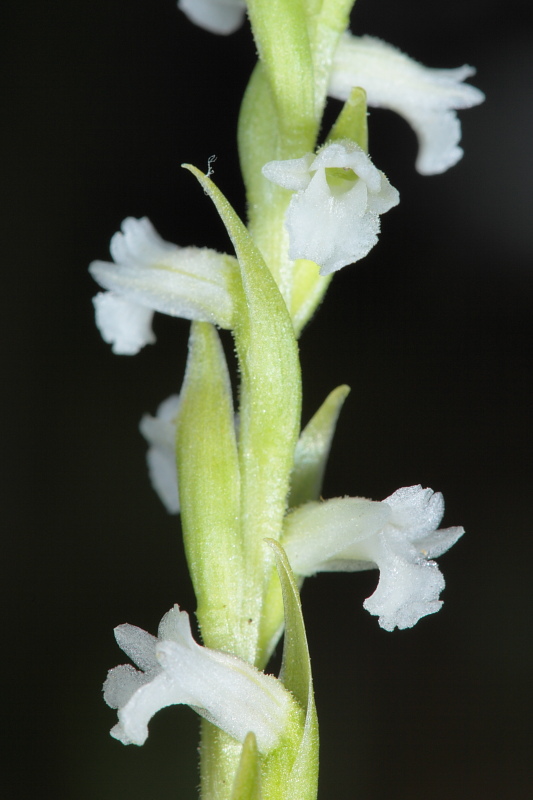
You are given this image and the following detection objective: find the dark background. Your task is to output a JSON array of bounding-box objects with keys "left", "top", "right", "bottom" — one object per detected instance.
[{"left": 4, "top": 0, "right": 533, "bottom": 797}]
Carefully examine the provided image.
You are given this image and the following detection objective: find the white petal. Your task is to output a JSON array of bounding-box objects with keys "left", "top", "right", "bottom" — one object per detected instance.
[
  {"left": 103, "top": 664, "right": 153, "bottom": 710},
  {"left": 139, "top": 395, "right": 180, "bottom": 451},
  {"left": 157, "top": 604, "right": 194, "bottom": 643},
  {"left": 416, "top": 525, "right": 464, "bottom": 559},
  {"left": 283, "top": 497, "right": 391, "bottom": 576},
  {"left": 144, "top": 447, "right": 180, "bottom": 514},
  {"left": 384, "top": 485, "right": 445, "bottom": 540},
  {"left": 110, "top": 217, "right": 176, "bottom": 266},
  {"left": 111, "top": 669, "right": 175, "bottom": 746},
  {"left": 178, "top": 0, "right": 246, "bottom": 35},
  {"left": 114, "top": 624, "right": 159, "bottom": 672},
  {"left": 139, "top": 395, "right": 181, "bottom": 514},
  {"left": 92, "top": 292, "right": 155, "bottom": 355},
  {"left": 262, "top": 153, "right": 315, "bottom": 191},
  {"left": 329, "top": 34, "right": 485, "bottom": 175},
  {"left": 367, "top": 173, "right": 400, "bottom": 214}
]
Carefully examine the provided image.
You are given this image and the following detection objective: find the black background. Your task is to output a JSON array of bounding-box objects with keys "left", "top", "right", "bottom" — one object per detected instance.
[{"left": 4, "top": 0, "right": 533, "bottom": 797}]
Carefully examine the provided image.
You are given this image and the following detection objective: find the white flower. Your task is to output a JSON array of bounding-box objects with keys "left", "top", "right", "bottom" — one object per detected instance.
[
  {"left": 283, "top": 485, "right": 464, "bottom": 631},
  {"left": 329, "top": 34, "right": 485, "bottom": 175},
  {"left": 104, "top": 605, "right": 298, "bottom": 751},
  {"left": 262, "top": 141, "right": 399, "bottom": 275},
  {"left": 89, "top": 217, "right": 237, "bottom": 355},
  {"left": 177, "top": 0, "right": 246, "bottom": 35},
  {"left": 139, "top": 395, "right": 181, "bottom": 514}
]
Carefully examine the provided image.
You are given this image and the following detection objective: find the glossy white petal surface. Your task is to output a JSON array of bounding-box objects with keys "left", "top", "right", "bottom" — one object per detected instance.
[{"left": 329, "top": 34, "right": 485, "bottom": 175}]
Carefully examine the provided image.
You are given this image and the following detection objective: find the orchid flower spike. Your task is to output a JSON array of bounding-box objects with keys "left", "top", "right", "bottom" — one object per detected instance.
[
  {"left": 177, "top": 0, "right": 246, "bottom": 35},
  {"left": 89, "top": 217, "right": 237, "bottom": 355},
  {"left": 329, "top": 34, "right": 485, "bottom": 175},
  {"left": 139, "top": 395, "right": 181, "bottom": 514},
  {"left": 104, "top": 605, "right": 300, "bottom": 751},
  {"left": 283, "top": 485, "right": 464, "bottom": 631},
  {"left": 262, "top": 141, "right": 399, "bottom": 275}
]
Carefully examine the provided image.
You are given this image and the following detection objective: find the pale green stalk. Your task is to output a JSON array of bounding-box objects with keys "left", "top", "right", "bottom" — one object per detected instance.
[
  {"left": 239, "top": 0, "right": 355, "bottom": 324},
  {"left": 178, "top": 3, "right": 359, "bottom": 798}
]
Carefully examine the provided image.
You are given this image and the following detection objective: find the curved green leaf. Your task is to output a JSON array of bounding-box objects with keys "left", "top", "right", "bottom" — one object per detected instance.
[
  {"left": 266, "top": 539, "right": 318, "bottom": 800},
  {"left": 183, "top": 165, "right": 301, "bottom": 666}
]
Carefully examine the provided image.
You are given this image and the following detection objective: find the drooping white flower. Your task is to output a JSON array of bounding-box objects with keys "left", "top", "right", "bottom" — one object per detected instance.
[
  {"left": 178, "top": 0, "right": 246, "bottom": 35},
  {"left": 262, "top": 141, "right": 399, "bottom": 275},
  {"left": 89, "top": 217, "right": 237, "bottom": 355},
  {"left": 283, "top": 485, "right": 464, "bottom": 631},
  {"left": 329, "top": 34, "right": 485, "bottom": 175},
  {"left": 139, "top": 395, "right": 181, "bottom": 514},
  {"left": 104, "top": 605, "right": 299, "bottom": 750}
]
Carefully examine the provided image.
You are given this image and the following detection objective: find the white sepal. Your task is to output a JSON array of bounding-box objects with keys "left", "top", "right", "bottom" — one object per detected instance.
[
  {"left": 329, "top": 34, "right": 485, "bottom": 175},
  {"left": 178, "top": 0, "right": 246, "bottom": 35},
  {"left": 262, "top": 141, "right": 398, "bottom": 275},
  {"left": 89, "top": 217, "right": 237, "bottom": 354},
  {"left": 104, "top": 606, "right": 298, "bottom": 752},
  {"left": 139, "top": 395, "right": 181, "bottom": 514},
  {"left": 283, "top": 486, "right": 464, "bottom": 631}
]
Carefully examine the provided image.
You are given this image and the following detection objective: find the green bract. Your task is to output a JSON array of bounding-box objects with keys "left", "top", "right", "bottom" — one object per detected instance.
[
  {"left": 176, "top": 322, "right": 242, "bottom": 656},
  {"left": 183, "top": 164, "right": 301, "bottom": 667}
]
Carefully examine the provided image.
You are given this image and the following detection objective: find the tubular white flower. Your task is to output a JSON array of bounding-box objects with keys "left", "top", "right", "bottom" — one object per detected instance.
[
  {"left": 104, "top": 605, "right": 298, "bottom": 751},
  {"left": 139, "top": 395, "right": 181, "bottom": 514},
  {"left": 262, "top": 141, "right": 399, "bottom": 275},
  {"left": 89, "top": 217, "right": 237, "bottom": 355},
  {"left": 283, "top": 485, "right": 464, "bottom": 631},
  {"left": 178, "top": 0, "right": 246, "bottom": 35},
  {"left": 329, "top": 34, "right": 485, "bottom": 175}
]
